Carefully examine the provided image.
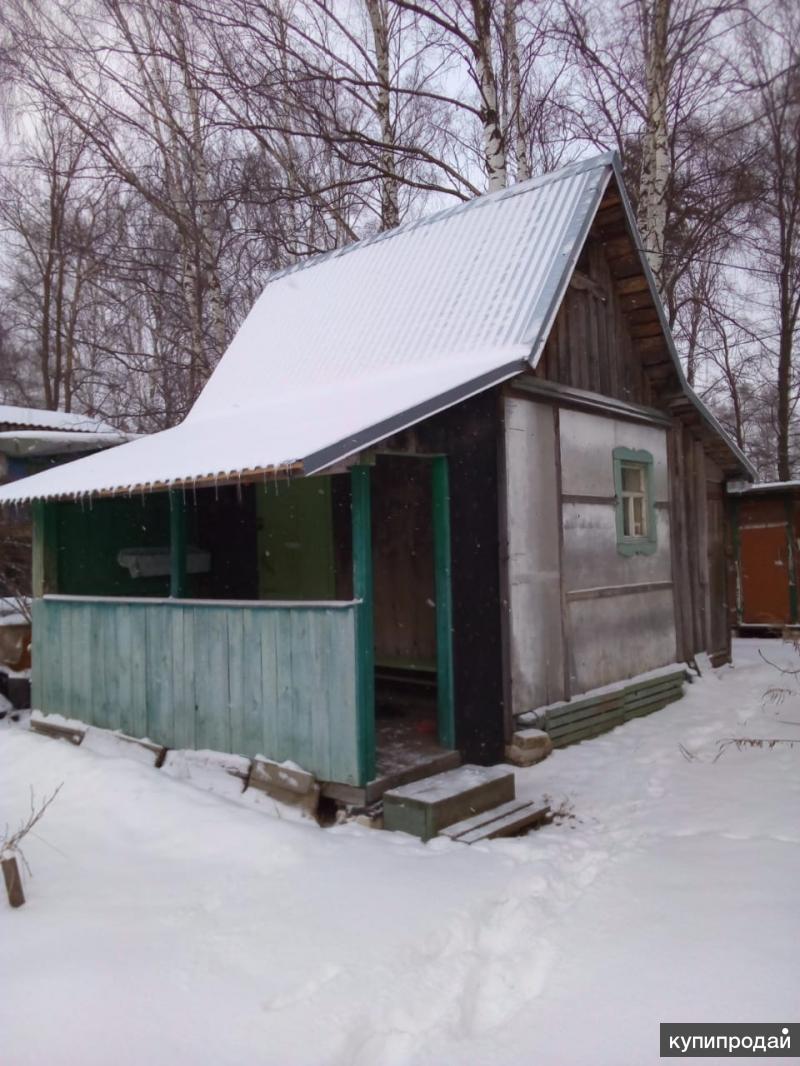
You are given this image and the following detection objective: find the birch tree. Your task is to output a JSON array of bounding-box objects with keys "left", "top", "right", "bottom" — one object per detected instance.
[
  {"left": 565, "top": 0, "right": 747, "bottom": 300},
  {"left": 738, "top": 2, "right": 800, "bottom": 480}
]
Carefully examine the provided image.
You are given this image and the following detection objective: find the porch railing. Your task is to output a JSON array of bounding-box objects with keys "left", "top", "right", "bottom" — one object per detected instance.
[{"left": 32, "top": 594, "right": 364, "bottom": 785}]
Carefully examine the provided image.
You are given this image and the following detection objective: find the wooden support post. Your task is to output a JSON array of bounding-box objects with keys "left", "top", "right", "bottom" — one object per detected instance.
[
  {"left": 169, "top": 489, "right": 187, "bottom": 599},
  {"left": 432, "top": 456, "right": 456, "bottom": 750},
  {"left": 2, "top": 855, "right": 24, "bottom": 908},
  {"left": 31, "top": 500, "right": 58, "bottom": 598},
  {"left": 351, "top": 466, "right": 375, "bottom": 785}
]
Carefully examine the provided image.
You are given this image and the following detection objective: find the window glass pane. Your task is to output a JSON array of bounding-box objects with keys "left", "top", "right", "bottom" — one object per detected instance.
[
  {"left": 621, "top": 465, "right": 643, "bottom": 493},
  {"left": 632, "top": 495, "right": 645, "bottom": 536},
  {"left": 623, "top": 497, "right": 632, "bottom": 537}
]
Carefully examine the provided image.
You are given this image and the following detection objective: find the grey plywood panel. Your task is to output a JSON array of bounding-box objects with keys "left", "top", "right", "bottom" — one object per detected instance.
[
  {"left": 503, "top": 396, "right": 565, "bottom": 714},
  {"left": 559, "top": 408, "right": 669, "bottom": 500},
  {"left": 568, "top": 587, "right": 677, "bottom": 692},
  {"left": 562, "top": 502, "right": 673, "bottom": 590}
]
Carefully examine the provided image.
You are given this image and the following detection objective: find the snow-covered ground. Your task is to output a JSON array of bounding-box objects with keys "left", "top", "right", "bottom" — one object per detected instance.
[{"left": 2, "top": 639, "right": 798, "bottom": 1066}]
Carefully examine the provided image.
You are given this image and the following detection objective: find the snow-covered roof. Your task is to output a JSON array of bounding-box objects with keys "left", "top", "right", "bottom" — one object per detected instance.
[
  {"left": 0, "top": 429, "right": 134, "bottom": 458},
  {"left": 728, "top": 479, "right": 800, "bottom": 495},
  {"left": 0, "top": 404, "right": 120, "bottom": 436},
  {"left": 0, "top": 151, "right": 752, "bottom": 502}
]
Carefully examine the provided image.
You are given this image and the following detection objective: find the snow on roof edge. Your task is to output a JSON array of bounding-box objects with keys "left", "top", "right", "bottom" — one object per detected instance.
[
  {"left": 0, "top": 404, "right": 122, "bottom": 436},
  {"left": 0, "top": 354, "right": 528, "bottom": 504}
]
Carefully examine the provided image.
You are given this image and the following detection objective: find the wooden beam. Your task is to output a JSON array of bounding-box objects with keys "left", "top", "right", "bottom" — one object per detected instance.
[
  {"left": 625, "top": 307, "right": 661, "bottom": 326},
  {"left": 603, "top": 236, "right": 631, "bottom": 260},
  {"left": 594, "top": 205, "right": 625, "bottom": 229},
  {"left": 620, "top": 292, "right": 653, "bottom": 313},
  {"left": 566, "top": 580, "right": 673, "bottom": 602},
  {"left": 614, "top": 275, "right": 650, "bottom": 296},
  {"left": 636, "top": 336, "right": 669, "bottom": 355},
  {"left": 32, "top": 500, "right": 58, "bottom": 597},
  {"left": 630, "top": 322, "right": 664, "bottom": 339},
  {"left": 569, "top": 270, "right": 607, "bottom": 302},
  {"left": 607, "top": 255, "right": 643, "bottom": 280},
  {"left": 432, "top": 456, "right": 456, "bottom": 750}
]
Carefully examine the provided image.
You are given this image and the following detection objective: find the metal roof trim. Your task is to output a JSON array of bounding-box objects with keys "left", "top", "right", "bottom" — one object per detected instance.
[
  {"left": 303, "top": 357, "right": 527, "bottom": 475},
  {"left": 523, "top": 162, "right": 614, "bottom": 369}
]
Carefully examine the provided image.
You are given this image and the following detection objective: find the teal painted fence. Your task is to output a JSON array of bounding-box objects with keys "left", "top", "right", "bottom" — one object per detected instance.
[{"left": 32, "top": 596, "right": 363, "bottom": 785}]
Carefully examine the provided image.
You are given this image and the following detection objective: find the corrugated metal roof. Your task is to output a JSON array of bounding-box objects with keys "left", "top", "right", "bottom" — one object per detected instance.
[
  {"left": 0, "top": 150, "right": 752, "bottom": 501},
  {"left": 0, "top": 153, "right": 613, "bottom": 501}
]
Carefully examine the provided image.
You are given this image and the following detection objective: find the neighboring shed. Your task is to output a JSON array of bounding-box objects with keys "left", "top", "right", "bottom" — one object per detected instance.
[
  {"left": 728, "top": 481, "right": 800, "bottom": 631},
  {"left": 0, "top": 152, "right": 754, "bottom": 801},
  {"left": 0, "top": 406, "right": 130, "bottom": 693},
  {"left": 0, "top": 405, "right": 130, "bottom": 599}
]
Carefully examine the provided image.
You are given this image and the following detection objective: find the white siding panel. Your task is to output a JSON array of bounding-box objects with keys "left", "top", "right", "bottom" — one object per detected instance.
[
  {"left": 569, "top": 588, "right": 678, "bottom": 691},
  {"left": 559, "top": 408, "right": 670, "bottom": 500}
]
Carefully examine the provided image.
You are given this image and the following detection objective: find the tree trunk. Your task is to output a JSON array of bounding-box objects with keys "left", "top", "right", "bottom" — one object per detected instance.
[
  {"left": 471, "top": 0, "right": 507, "bottom": 192},
  {"left": 504, "top": 0, "right": 528, "bottom": 182},
  {"left": 638, "top": 0, "right": 671, "bottom": 285},
  {"left": 366, "top": 0, "right": 400, "bottom": 230}
]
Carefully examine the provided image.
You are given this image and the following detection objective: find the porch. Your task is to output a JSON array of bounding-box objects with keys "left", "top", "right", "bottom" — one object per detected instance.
[{"left": 30, "top": 457, "right": 458, "bottom": 793}]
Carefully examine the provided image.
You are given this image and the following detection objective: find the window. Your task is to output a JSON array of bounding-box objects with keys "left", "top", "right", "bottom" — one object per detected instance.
[
  {"left": 613, "top": 447, "right": 657, "bottom": 556},
  {"left": 620, "top": 462, "right": 648, "bottom": 538}
]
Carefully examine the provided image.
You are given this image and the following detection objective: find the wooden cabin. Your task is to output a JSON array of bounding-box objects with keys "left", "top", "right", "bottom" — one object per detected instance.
[
  {"left": 0, "top": 153, "right": 754, "bottom": 803},
  {"left": 728, "top": 481, "right": 800, "bottom": 631}
]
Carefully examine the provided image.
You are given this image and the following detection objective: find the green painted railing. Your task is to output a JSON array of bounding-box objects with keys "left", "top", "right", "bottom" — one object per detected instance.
[{"left": 32, "top": 595, "right": 363, "bottom": 785}]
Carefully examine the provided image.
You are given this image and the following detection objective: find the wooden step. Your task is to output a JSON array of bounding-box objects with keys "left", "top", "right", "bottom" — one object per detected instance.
[
  {"left": 439, "top": 799, "right": 551, "bottom": 844},
  {"left": 383, "top": 764, "right": 515, "bottom": 841}
]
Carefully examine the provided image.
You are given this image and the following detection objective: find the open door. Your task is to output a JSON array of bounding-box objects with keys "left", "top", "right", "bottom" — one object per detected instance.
[{"left": 370, "top": 455, "right": 455, "bottom": 776}]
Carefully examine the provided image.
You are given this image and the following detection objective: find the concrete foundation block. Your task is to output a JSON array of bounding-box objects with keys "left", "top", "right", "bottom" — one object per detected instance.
[{"left": 505, "top": 728, "right": 553, "bottom": 767}]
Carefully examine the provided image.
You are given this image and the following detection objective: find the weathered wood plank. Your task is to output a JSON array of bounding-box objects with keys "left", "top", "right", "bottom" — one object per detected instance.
[
  {"left": 240, "top": 608, "right": 264, "bottom": 757},
  {"left": 145, "top": 605, "right": 174, "bottom": 747},
  {"left": 32, "top": 597, "right": 362, "bottom": 784}
]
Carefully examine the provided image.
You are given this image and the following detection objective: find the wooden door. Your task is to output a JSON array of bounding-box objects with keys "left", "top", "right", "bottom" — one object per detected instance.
[{"left": 739, "top": 524, "right": 791, "bottom": 625}]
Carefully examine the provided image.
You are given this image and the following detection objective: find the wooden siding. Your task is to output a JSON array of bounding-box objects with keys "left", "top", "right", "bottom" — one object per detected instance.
[
  {"left": 669, "top": 427, "right": 730, "bottom": 660},
  {"left": 32, "top": 596, "right": 363, "bottom": 785},
  {"left": 538, "top": 241, "right": 652, "bottom": 407}
]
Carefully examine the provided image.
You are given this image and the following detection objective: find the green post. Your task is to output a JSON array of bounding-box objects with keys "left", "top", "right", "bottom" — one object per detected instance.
[
  {"left": 432, "top": 456, "right": 456, "bottom": 750},
  {"left": 32, "top": 499, "right": 58, "bottom": 598},
  {"left": 169, "top": 489, "right": 187, "bottom": 599},
  {"left": 351, "top": 466, "right": 375, "bottom": 784}
]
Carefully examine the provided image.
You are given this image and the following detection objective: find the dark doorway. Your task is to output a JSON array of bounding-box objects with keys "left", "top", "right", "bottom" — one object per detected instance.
[{"left": 371, "top": 454, "right": 453, "bottom": 776}]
